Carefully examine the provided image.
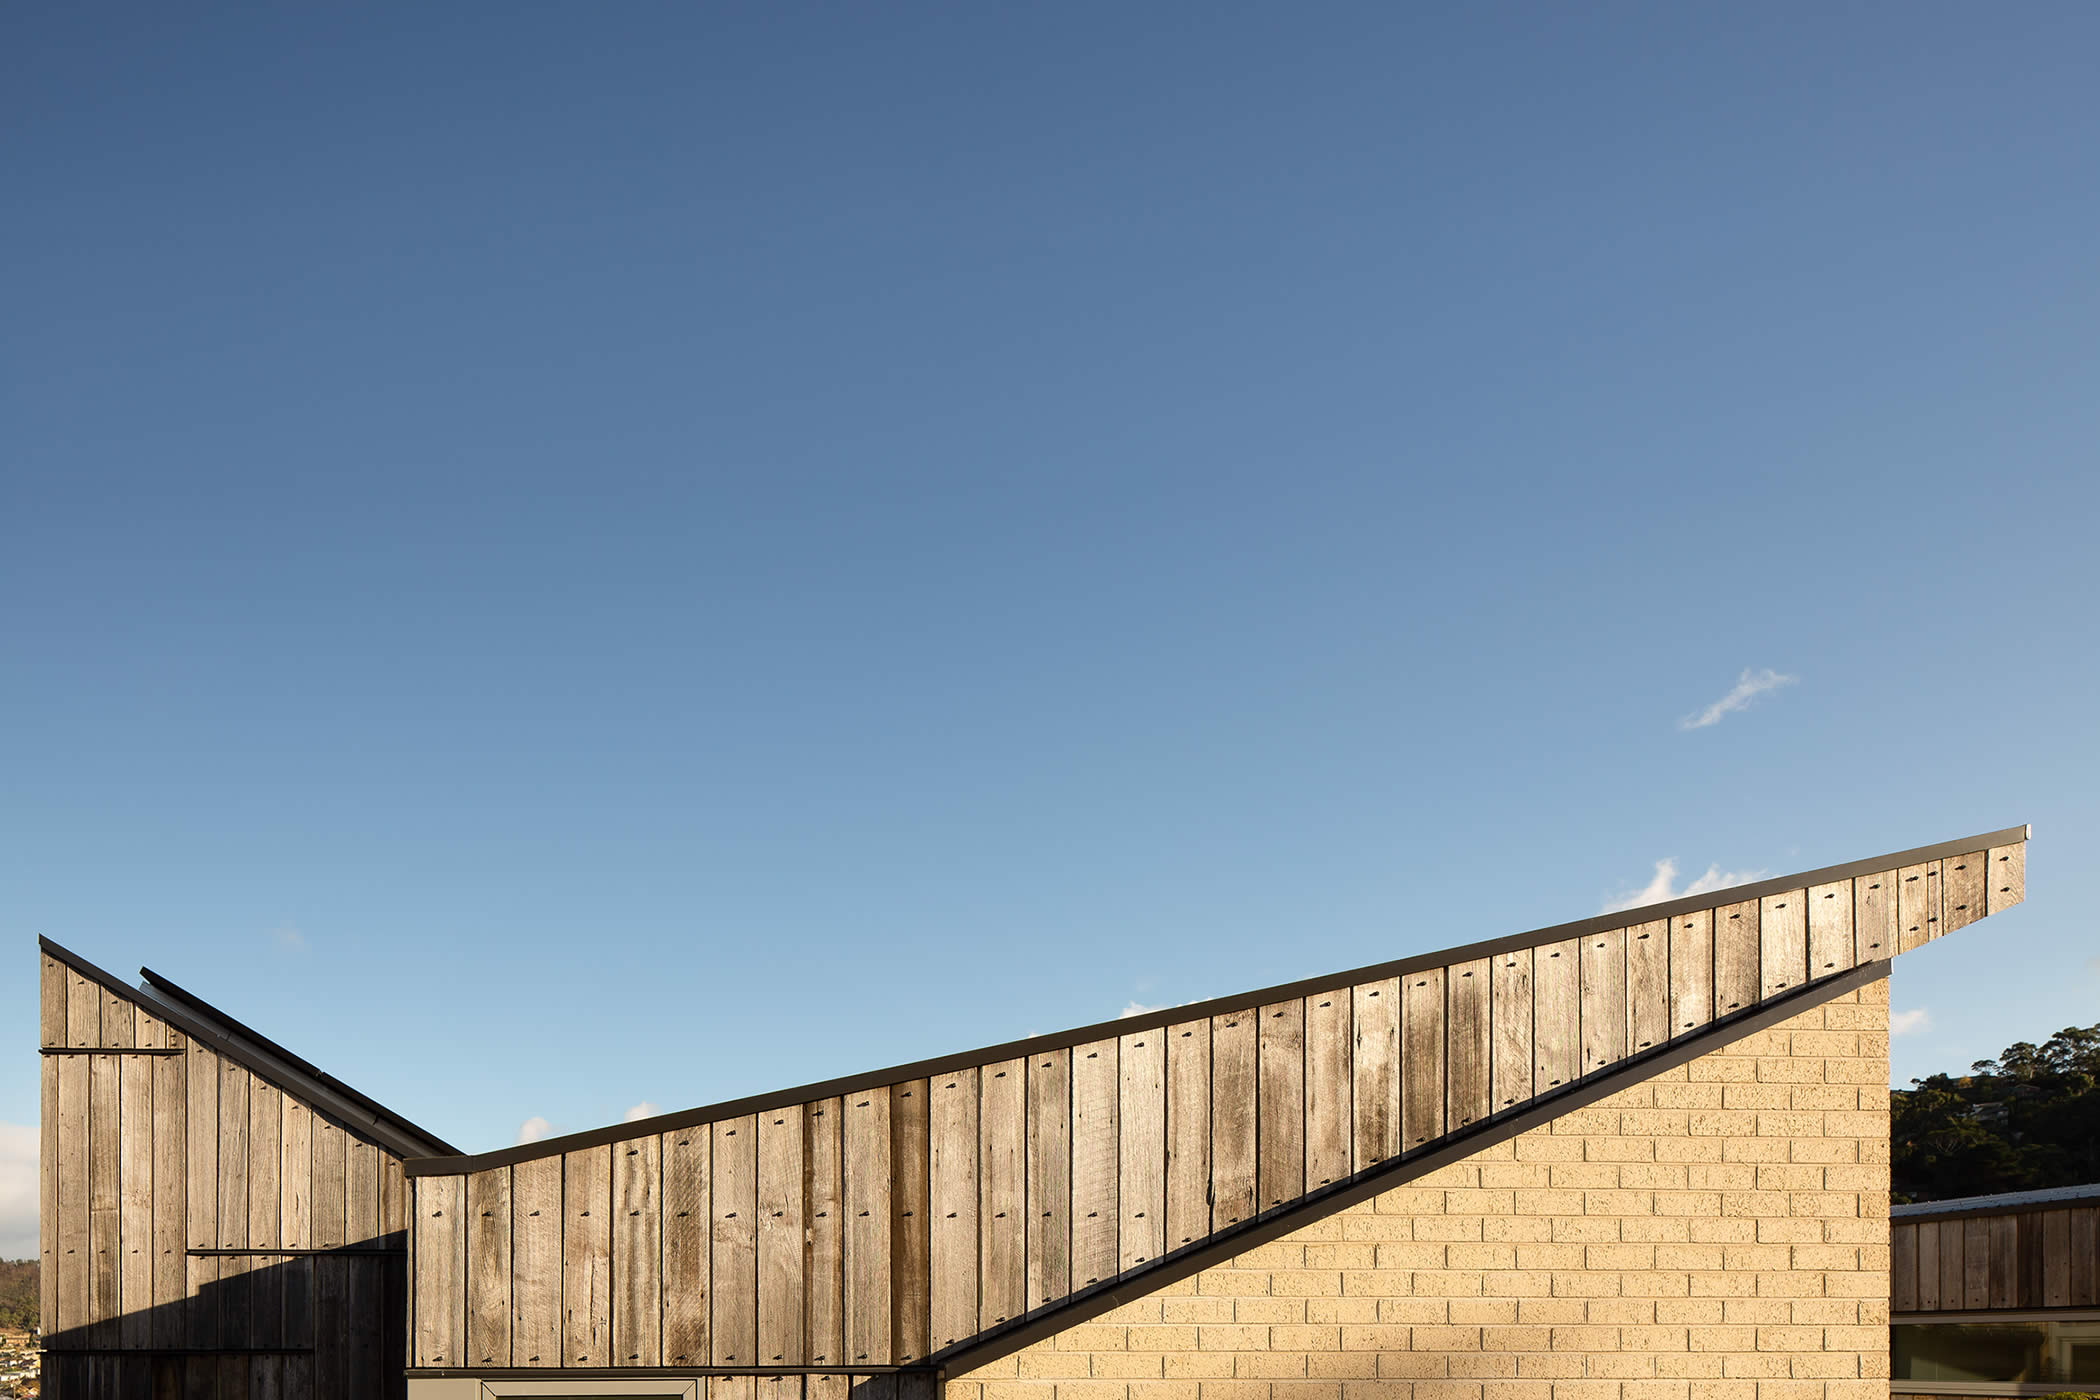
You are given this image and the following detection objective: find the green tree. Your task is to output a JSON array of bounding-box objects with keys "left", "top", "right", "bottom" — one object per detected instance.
[{"left": 1893, "top": 1022, "right": 2100, "bottom": 1202}]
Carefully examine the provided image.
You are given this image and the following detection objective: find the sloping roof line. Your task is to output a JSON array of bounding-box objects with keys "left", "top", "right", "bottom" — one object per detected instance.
[
  {"left": 405, "top": 822, "right": 2024, "bottom": 1176},
  {"left": 37, "top": 934, "right": 459, "bottom": 1160},
  {"left": 1893, "top": 1182, "right": 2100, "bottom": 1222},
  {"left": 930, "top": 959, "right": 1890, "bottom": 1377}
]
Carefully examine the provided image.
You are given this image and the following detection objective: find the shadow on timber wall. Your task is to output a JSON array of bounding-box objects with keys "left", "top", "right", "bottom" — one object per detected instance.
[{"left": 39, "top": 1234, "right": 404, "bottom": 1400}]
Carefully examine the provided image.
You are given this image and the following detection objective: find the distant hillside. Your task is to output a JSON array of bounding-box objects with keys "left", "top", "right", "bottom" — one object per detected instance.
[
  {"left": 0, "top": 1260, "right": 31, "bottom": 1330},
  {"left": 1893, "top": 1023, "right": 2100, "bottom": 1203}
]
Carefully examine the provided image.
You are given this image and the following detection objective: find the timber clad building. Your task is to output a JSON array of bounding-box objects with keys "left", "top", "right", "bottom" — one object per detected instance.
[{"left": 38, "top": 826, "right": 2036, "bottom": 1400}]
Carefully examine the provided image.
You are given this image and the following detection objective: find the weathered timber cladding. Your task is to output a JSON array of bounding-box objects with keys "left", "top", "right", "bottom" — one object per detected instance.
[
  {"left": 1891, "top": 1199, "right": 2100, "bottom": 1312},
  {"left": 364, "top": 829, "right": 2021, "bottom": 1380},
  {"left": 38, "top": 943, "right": 431, "bottom": 1400}
]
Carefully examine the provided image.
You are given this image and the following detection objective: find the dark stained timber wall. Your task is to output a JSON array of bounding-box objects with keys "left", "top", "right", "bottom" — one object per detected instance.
[
  {"left": 37, "top": 947, "right": 434, "bottom": 1400},
  {"left": 404, "top": 831, "right": 2028, "bottom": 1380},
  {"left": 1892, "top": 1200, "right": 2100, "bottom": 1313}
]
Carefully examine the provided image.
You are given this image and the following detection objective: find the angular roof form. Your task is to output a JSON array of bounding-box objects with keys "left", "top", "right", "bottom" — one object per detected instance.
[{"left": 400, "top": 824, "right": 2030, "bottom": 1379}]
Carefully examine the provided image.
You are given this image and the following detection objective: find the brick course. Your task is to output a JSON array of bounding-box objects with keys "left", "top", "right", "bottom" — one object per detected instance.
[{"left": 952, "top": 983, "right": 1890, "bottom": 1400}]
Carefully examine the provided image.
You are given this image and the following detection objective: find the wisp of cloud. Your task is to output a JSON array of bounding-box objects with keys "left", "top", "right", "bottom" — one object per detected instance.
[{"left": 1681, "top": 668, "right": 1798, "bottom": 730}]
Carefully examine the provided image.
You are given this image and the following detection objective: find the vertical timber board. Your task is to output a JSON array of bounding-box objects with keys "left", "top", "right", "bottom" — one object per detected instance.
[
  {"left": 67, "top": 968, "right": 100, "bottom": 1046},
  {"left": 1759, "top": 890, "right": 1808, "bottom": 999},
  {"left": 614, "top": 1134, "right": 664, "bottom": 1366},
  {"left": 1667, "top": 911, "right": 1713, "bottom": 1037},
  {"left": 758, "top": 1108, "right": 806, "bottom": 1364},
  {"left": 1714, "top": 900, "right": 1759, "bottom": 1017},
  {"left": 1807, "top": 880, "right": 1856, "bottom": 977},
  {"left": 215, "top": 1064, "right": 251, "bottom": 1349},
  {"left": 345, "top": 1255, "right": 383, "bottom": 1400},
  {"left": 1534, "top": 939, "right": 1579, "bottom": 1092},
  {"left": 1915, "top": 1219, "right": 1940, "bottom": 1311},
  {"left": 1897, "top": 862, "right": 1940, "bottom": 953},
  {"left": 152, "top": 1028, "right": 187, "bottom": 1348},
  {"left": 313, "top": 1117, "right": 347, "bottom": 1251},
  {"left": 347, "top": 1139, "right": 380, "bottom": 1250},
  {"left": 928, "top": 1067, "right": 979, "bottom": 1350},
  {"left": 1489, "top": 953, "right": 1531, "bottom": 1115},
  {"left": 1943, "top": 849, "right": 1987, "bottom": 934},
  {"left": 1446, "top": 960, "right": 1490, "bottom": 1132},
  {"left": 56, "top": 1042, "right": 89, "bottom": 1338},
  {"left": 511, "top": 1154, "right": 563, "bottom": 1366},
  {"left": 120, "top": 1012, "right": 156, "bottom": 1349},
  {"left": 1987, "top": 841, "right": 2026, "bottom": 915},
  {"left": 1891, "top": 1222, "right": 1917, "bottom": 1312},
  {"left": 1989, "top": 1215, "right": 2019, "bottom": 1309},
  {"left": 1023, "top": 1051, "right": 1070, "bottom": 1310},
  {"left": 843, "top": 1086, "right": 893, "bottom": 1366},
  {"left": 1626, "top": 920, "right": 1668, "bottom": 1055},
  {"left": 2071, "top": 1208, "right": 2098, "bottom": 1306},
  {"left": 662, "top": 1126, "right": 712, "bottom": 1367},
  {"left": 89, "top": 1049, "right": 119, "bottom": 1345},
  {"left": 2043, "top": 1209, "right": 2072, "bottom": 1308},
  {"left": 279, "top": 1100, "right": 313, "bottom": 1354},
  {"left": 466, "top": 1166, "right": 512, "bottom": 1367},
  {"left": 563, "top": 1145, "right": 613, "bottom": 1366},
  {"left": 314, "top": 1251, "right": 347, "bottom": 1400},
  {"left": 1856, "top": 870, "right": 1896, "bottom": 960},
  {"left": 249, "top": 1082, "right": 285, "bottom": 1350},
  {"left": 890, "top": 1079, "right": 932, "bottom": 1364},
  {"left": 1164, "top": 1023, "right": 1210, "bottom": 1253},
  {"left": 711, "top": 1118, "right": 758, "bottom": 1366},
  {"left": 1071, "top": 1040, "right": 1119, "bottom": 1287},
  {"left": 1304, "top": 989, "right": 1350, "bottom": 1191},
  {"left": 979, "top": 1059, "right": 1027, "bottom": 1327},
  {"left": 804, "top": 1100, "right": 841, "bottom": 1364},
  {"left": 1118, "top": 1030, "right": 1166, "bottom": 1270},
  {"left": 38, "top": 957, "right": 62, "bottom": 1344},
  {"left": 183, "top": 1039, "right": 218, "bottom": 1348},
  {"left": 1257, "top": 1001, "right": 1304, "bottom": 1210},
  {"left": 1352, "top": 978, "right": 1400, "bottom": 1168},
  {"left": 1938, "top": 1219, "right": 1962, "bottom": 1310},
  {"left": 1579, "top": 931, "right": 1626, "bottom": 1078},
  {"left": 1963, "top": 1216, "right": 1990, "bottom": 1309},
  {"left": 412, "top": 1174, "right": 463, "bottom": 1368},
  {"left": 1210, "top": 1010, "right": 1257, "bottom": 1229},
  {"left": 1400, "top": 970, "right": 1445, "bottom": 1152}
]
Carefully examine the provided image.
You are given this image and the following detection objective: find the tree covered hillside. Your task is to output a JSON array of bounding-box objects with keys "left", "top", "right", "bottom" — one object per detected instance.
[{"left": 1893, "top": 1023, "right": 2100, "bottom": 1203}]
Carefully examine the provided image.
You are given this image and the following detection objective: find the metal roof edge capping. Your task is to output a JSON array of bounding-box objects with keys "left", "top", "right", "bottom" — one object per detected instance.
[
  {"left": 37, "top": 934, "right": 459, "bottom": 1160},
  {"left": 403, "top": 823, "right": 2025, "bottom": 1177},
  {"left": 1891, "top": 1182, "right": 2100, "bottom": 1222},
  {"left": 931, "top": 959, "right": 1893, "bottom": 1378},
  {"left": 137, "top": 962, "right": 461, "bottom": 1156}
]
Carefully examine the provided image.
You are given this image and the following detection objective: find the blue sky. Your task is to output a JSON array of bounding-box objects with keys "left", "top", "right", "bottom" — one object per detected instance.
[{"left": 5, "top": 4, "right": 2097, "bottom": 1250}]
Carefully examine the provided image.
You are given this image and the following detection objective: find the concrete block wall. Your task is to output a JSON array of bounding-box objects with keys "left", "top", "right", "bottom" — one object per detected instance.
[{"left": 950, "top": 981, "right": 1892, "bottom": 1400}]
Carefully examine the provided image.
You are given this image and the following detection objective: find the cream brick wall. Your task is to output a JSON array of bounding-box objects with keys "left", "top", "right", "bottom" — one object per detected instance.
[{"left": 951, "top": 982, "right": 1892, "bottom": 1400}]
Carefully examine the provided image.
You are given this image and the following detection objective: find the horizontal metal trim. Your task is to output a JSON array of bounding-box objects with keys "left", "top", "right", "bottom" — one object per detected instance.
[
  {"left": 933, "top": 958, "right": 1893, "bottom": 1377},
  {"left": 406, "top": 822, "right": 2018, "bottom": 1177},
  {"left": 186, "top": 1246, "right": 405, "bottom": 1257},
  {"left": 37, "top": 934, "right": 456, "bottom": 1162},
  {"left": 40, "top": 1346, "right": 317, "bottom": 1355},
  {"left": 406, "top": 1367, "right": 936, "bottom": 1379},
  {"left": 39, "top": 1045, "right": 185, "bottom": 1056},
  {"left": 1896, "top": 1310, "right": 2100, "bottom": 1323}
]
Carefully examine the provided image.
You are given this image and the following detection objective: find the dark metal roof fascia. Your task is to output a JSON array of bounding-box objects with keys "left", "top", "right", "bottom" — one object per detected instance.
[
  {"left": 36, "top": 936, "right": 458, "bottom": 1161},
  {"left": 404, "top": 823, "right": 2023, "bottom": 1177},
  {"left": 136, "top": 964, "right": 460, "bottom": 1157},
  {"left": 931, "top": 959, "right": 1894, "bottom": 1378}
]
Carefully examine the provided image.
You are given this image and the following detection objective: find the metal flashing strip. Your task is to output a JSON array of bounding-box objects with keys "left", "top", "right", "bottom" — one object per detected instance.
[
  {"left": 38, "top": 934, "right": 457, "bottom": 1162},
  {"left": 406, "top": 1366, "right": 935, "bottom": 1379},
  {"left": 39, "top": 1045, "right": 185, "bottom": 1056},
  {"left": 1892, "top": 1181, "right": 2100, "bottom": 1222},
  {"left": 929, "top": 959, "right": 1893, "bottom": 1378},
  {"left": 405, "top": 823, "right": 2020, "bottom": 1177}
]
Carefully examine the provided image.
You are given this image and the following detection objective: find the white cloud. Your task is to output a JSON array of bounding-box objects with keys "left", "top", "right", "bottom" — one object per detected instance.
[
  {"left": 622, "top": 1102, "right": 661, "bottom": 1123},
  {"left": 1120, "top": 1000, "right": 1166, "bottom": 1018},
  {"left": 0, "top": 1122, "right": 34, "bottom": 1259},
  {"left": 1680, "top": 668, "right": 1798, "bottom": 730},
  {"left": 514, "top": 1116, "right": 553, "bottom": 1146},
  {"left": 271, "top": 924, "right": 307, "bottom": 952},
  {"left": 1891, "top": 1008, "right": 1932, "bottom": 1037},
  {"left": 1604, "top": 858, "right": 1769, "bottom": 913}
]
